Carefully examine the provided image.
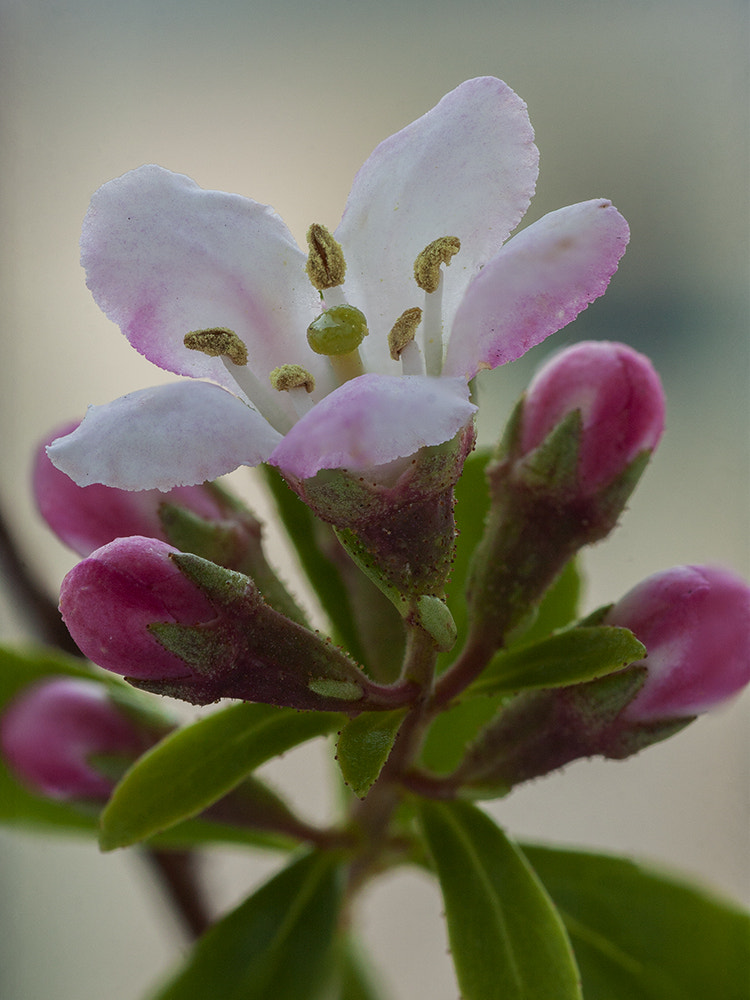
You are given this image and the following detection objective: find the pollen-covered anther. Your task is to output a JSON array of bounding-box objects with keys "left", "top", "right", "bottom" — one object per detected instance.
[
  {"left": 413, "top": 236, "right": 461, "bottom": 293},
  {"left": 305, "top": 223, "right": 347, "bottom": 291},
  {"left": 388, "top": 307, "right": 423, "bottom": 360},
  {"left": 184, "top": 328, "right": 248, "bottom": 366},
  {"left": 269, "top": 364, "right": 316, "bottom": 393}
]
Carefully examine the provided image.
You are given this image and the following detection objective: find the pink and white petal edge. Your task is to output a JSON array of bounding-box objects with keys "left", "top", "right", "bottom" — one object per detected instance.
[
  {"left": 444, "top": 200, "right": 630, "bottom": 380},
  {"left": 47, "top": 381, "right": 282, "bottom": 492},
  {"left": 270, "top": 374, "right": 476, "bottom": 480}
]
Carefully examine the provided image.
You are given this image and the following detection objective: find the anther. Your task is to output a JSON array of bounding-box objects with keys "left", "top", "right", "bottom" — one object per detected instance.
[
  {"left": 269, "top": 364, "right": 316, "bottom": 393},
  {"left": 388, "top": 307, "right": 422, "bottom": 360},
  {"left": 184, "top": 328, "right": 248, "bottom": 367},
  {"left": 305, "top": 223, "right": 347, "bottom": 291},
  {"left": 413, "top": 236, "right": 461, "bottom": 293}
]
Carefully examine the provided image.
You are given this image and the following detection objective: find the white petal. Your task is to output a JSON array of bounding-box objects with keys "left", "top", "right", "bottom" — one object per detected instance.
[
  {"left": 336, "top": 78, "right": 538, "bottom": 370},
  {"left": 47, "top": 381, "right": 282, "bottom": 491}
]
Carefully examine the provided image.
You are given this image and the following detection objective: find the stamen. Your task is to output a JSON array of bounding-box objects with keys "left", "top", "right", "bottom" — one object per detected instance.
[
  {"left": 388, "top": 307, "right": 422, "bottom": 361},
  {"left": 270, "top": 365, "right": 316, "bottom": 419},
  {"left": 413, "top": 236, "right": 461, "bottom": 377},
  {"left": 184, "top": 327, "right": 293, "bottom": 433},
  {"left": 305, "top": 223, "right": 347, "bottom": 291},
  {"left": 184, "top": 328, "right": 248, "bottom": 366},
  {"left": 413, "top": 236, "right": 461, "bottom": 293},
  {"left": 269, "top": 364, "right": 316, "bottom": 393}
]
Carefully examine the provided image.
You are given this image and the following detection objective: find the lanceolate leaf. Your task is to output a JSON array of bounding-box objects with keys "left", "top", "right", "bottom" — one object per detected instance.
[
  {"left": 523, "top": 844, "right": 750, "bottom": 1000},
  {"left": 100, "top": 703, "right": 341, "bottom": 850},
  {"left": 152, "top": 851, "right": 343, "bottom": 1000},
  {"left": 336, "top": 709, "right": 407, "bottom": 798},
  {"left": 418, "top": 800, "right": 582, "bottom": 1000},
  {"left": 470, "top": 625, "right": 646, "bottom": 696}
]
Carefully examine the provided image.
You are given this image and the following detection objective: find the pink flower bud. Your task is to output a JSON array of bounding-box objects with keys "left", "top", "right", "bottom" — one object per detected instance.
[
  {"left": 520, "top": 341, "right": 665, "bottom": 495},
  {"left": 59, "top": 536, "right": 220, "bottom": 680},
  {"left": 1, "top": 677, "right": 155, "bottom": 800},
  {"left": 35, "top": 422, "right": 228, "bottom": 557},
  {"left": 604, "top": 565, "right": 750, "bottom": 720}
]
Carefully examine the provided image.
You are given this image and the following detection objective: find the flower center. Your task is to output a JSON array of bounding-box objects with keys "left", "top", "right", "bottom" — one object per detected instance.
[{"left": 307, "top": 305, "right": 368, "bottom": 383}]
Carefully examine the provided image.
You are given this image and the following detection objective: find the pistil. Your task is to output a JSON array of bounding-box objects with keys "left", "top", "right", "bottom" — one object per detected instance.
[{"left": 307, "top": 304, "right": 368, "bottom": 385}]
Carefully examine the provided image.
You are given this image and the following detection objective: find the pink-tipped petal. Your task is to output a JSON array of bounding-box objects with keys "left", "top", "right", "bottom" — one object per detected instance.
[
  {"left": 269, "top": 374, "right": 476, "bottom": 479},
  {"left": 46, "top": 381, "right": 282, "bottom": 491},
  {"left": 81, "top": 165, "right": 324, "bottom": 389},
  {"left": 444, "top": 200, "right": 630, "bottom": 380},
  {"left": 336, "top": 78, "right": 539, "bottom": 367}
]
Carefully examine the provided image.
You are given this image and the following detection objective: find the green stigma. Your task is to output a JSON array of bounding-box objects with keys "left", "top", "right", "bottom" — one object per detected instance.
[
  {"left": 184, "top": 328, "right": 247, "bottom": 366},
  {"left": 414, "top": 236, "right": 461, "bottom": 293},
  {"left": 307, "top": 305, "right": 368, "bottom": 356}
]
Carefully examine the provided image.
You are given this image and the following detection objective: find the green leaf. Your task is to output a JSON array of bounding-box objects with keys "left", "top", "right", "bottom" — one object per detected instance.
[
  {"left": 322, "top": 937, "right": 386, "bottom": 1000},
  {"left": 523, "top": 844, "right": 750, "bottom": 1000},
  {"left": 418, "top": 800, "right": 582, "bottom": 1000},
  {"left": 336, "top": 709, "right": 407, "bottom": 798},
  {"left": 470, "top": 625, "right": 646, "bottom": 697},
  {"left": 100, "top": 703, "right": 341, "bottom": 850},
  {"left": 262, "top": 465, "right": 366, "bottom": 662},
  {"left": 419, "top": 691, "right": 508, "bottom": 775},
  {"left": 152, "top": 851, "right": 343, "bottom": 1000}
]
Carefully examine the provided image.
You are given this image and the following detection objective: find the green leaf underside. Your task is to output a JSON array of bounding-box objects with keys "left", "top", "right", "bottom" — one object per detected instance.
[
  {"left": 100, "top": 703, "right": 341, "bottom": 850},
  {"left": 523, "top": 844, "right": 750, "bottom": 1000},
  {"left": 470, "top": 625, "right": 646, "bottom": 697},
  {"left": 262, "top": 465, "right": 366, "bottom": 662},
  {"left": 336, "top": 709, "right": 407, "bottom": 798},
  {"left": 418, "top": 800, "right": 582, "bottom": 1000},
  {"left": 152, "top": 851, "right": 342, "bottom": 1000}
]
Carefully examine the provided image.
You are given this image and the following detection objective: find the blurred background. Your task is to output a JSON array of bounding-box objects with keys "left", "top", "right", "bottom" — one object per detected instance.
[{"left": 0, "top": 0, "right": 747, "bottom": 997}]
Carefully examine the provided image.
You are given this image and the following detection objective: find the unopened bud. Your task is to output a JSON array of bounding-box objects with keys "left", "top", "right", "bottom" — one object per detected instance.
[
  {"left": 1, "top": 678, "right": 163, "bottom": 800},
  {"left": 604, "top": 565, "right": 750, "bottom": 721},
  {"left": 518, "top": 341, "right": 665, "bottom": 496},
  {"left": 60, "top": 538, "right": 415, "bottom": 712}
]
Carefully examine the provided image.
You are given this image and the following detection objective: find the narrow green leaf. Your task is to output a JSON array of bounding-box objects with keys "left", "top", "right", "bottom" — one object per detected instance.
[
  {"left": 100, "top": 703, "right": 341, "bottom": 849},
  {"left": 419, "top": 691, "right": 508, "bottom": 775},
  {"left": 470, "top": 625, "right": 646, "bottom": 697},
  {"left": 325, "top": 937, "right": 386, "bottom": 1000},
  {"left": 152, "top": 851, "right": 342, "bottom": 1000},
  {"left": 418, "top": 800, "right": 582, "bottom": 1000},
  {"left": 336, "top": 709, "right": 407, "bottom": 798},
  {"left": 524, "top": 844, "right": 750, "bottom": 1000}
]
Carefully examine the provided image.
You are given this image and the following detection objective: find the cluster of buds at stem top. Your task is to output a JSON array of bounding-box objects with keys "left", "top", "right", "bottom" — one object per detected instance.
[
  {"left": 34, "top": 421, "right": 307, "bottom": 625},
  {"left": 59, "top": 537, "right": 418, "bottom": 713},
  {"left": 466, "top": 341, "right": 665, "bottom": 653},
  {"left": 438, "top": 565, "right": 750, "bottom": 798},
  {"left": 1, "top": 677, "right": 168, "bottom": 800}
]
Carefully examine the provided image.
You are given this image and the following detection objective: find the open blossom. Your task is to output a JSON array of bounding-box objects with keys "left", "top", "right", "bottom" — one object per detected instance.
[{"left": 48, "top": 77, "right": 629, "bottom": 492}]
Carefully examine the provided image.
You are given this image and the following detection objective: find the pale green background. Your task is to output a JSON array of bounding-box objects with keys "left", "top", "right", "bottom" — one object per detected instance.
[{"left": 0, "top": 1, "right": 748, "bottom": 998}]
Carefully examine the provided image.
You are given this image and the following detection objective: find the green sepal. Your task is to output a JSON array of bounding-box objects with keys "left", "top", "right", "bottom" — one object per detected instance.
[
  {"left": 469, "top": 625, "right": 646, "bottom": 697},
  {"left": 524, "top": 843, "right": 750, "bottom": 1000},
  {"left": 151, "top": 850, "right": 343, "bottom": 1000},
  {"left": 512, "top": 408, "right": 583, "bottom": 493},
  {"left": 169, "top": 551, "right": 252, "bottom": 605},
  {"left": 336, "top": 708, "right": 408, "bottom": 798},
  {"left": 99, "top": 702, "right": 341, "bottom": 850},
  {"left": 418, "top": 800, "right": 582, "bottom": 1000}
]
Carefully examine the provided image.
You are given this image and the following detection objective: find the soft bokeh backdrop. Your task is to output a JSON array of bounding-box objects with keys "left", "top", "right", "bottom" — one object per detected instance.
[{"left": 1, "top": 1, "right": 747, "bottom": 998}]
